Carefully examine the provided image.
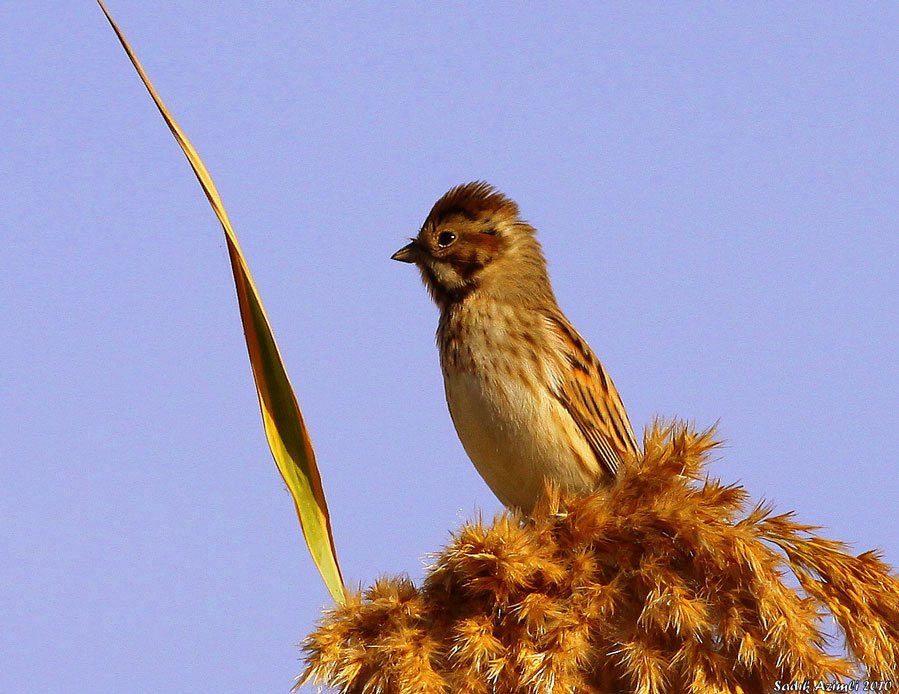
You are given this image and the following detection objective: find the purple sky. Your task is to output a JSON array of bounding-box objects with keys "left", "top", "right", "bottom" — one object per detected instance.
[{"left": 3, "top": 3, "right": 898, "bottom": 692}]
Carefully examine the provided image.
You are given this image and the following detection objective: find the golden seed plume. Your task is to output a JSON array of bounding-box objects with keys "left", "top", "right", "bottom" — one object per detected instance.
[{"left": 300, "top": 423, "right": 898, "bottom": 693}]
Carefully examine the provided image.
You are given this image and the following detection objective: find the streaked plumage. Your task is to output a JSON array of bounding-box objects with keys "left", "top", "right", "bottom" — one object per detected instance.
[{"left": 392, "top": 182, "right": 639, "bottom": 513}]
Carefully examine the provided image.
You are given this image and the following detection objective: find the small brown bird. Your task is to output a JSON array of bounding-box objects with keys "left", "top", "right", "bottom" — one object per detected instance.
[{"left": 392, "top": 182, "right": 639, "bottom": 514}]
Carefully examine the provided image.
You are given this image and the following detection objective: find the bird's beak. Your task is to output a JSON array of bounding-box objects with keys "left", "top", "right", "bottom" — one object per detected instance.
[{"left": 390, "top": 241, "right": 419, "bottom": 264}]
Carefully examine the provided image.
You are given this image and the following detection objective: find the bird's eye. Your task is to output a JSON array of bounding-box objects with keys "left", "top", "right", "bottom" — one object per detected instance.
[{"left": 437, "top": 231, "right": 457, "bottom": 248}]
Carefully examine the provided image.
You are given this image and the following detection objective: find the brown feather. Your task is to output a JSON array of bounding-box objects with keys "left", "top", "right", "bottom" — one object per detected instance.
[
  {"left": 543, "top": 311, "right": 640, "bottom": 478},
  {"left": 423, "top": 181, "right": 519, "bottom": 229}
]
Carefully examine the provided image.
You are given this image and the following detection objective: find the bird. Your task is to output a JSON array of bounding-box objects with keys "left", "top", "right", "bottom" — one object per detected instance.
[{"left": 391, "top": 182, "right": 640, "bottom": 514}]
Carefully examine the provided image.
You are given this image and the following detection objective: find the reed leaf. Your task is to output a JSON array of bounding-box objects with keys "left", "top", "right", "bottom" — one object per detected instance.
[{"left": 97, "top": 0, "right": 345, "bottom": 605}]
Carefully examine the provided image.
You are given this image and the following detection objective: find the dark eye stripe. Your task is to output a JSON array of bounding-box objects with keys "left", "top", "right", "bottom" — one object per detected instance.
[{"left": 480, "top": 228, "right": 498, "bottom": 236}]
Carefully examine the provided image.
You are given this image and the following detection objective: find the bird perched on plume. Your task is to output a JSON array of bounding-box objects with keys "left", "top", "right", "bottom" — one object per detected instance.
[{"left": 392, "top": 182, "right": 639, "bottom": 514}]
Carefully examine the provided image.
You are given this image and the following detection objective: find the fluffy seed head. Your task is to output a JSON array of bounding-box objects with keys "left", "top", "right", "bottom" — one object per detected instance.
[{"left": 301, "top": 424, "right": 897, "bottom": 693}]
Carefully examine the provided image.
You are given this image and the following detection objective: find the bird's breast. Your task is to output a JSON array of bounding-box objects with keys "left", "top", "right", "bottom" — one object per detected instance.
[{"left": 437, "top": 300, "right": 600, "bottom": 512}]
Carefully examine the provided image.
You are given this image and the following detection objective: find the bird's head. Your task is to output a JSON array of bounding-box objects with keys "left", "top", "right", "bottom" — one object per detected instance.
[{"left": 392, "top": 182, "right": 552, "bottom": 307}]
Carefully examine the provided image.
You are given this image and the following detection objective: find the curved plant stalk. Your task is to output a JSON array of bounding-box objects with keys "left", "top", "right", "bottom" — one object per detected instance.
[{"left": 97, "top": 0, "right": 345, "bottom": 605}]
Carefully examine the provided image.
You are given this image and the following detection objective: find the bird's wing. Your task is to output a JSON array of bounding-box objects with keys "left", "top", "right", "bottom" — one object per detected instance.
[{"left": 542, "top": 312, "right": 640, "bottom": 480}]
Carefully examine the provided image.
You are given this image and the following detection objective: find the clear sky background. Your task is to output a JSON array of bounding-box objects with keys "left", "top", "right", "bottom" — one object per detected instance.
[{"left": 2, "top": 3, "right": 897, "bottom": 692}]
